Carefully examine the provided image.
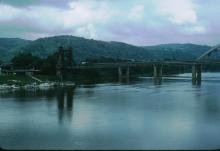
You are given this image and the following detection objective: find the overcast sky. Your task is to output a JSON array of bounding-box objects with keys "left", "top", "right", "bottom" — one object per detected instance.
[{"left": 0, "top": 0, "right": 219, "bottom": 46}]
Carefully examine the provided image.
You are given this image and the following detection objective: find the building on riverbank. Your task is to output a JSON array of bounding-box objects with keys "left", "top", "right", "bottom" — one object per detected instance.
[
  {"left": 0, "top": 64, "right": 13, "bottom": 76},
  {"left": 0, "top": 64, "right": 40, "bottom": 76}
]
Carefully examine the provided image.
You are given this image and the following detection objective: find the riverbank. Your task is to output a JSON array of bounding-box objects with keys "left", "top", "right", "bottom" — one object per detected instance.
[{"left": 0, "top": 75, "right": 75, "bottom": 91}]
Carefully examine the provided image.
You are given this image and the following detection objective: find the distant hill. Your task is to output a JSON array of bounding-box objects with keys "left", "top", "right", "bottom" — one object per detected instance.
[
  {"left": 0, "top": 38, "right": 31, "bottom": 62},
  {"left": 0, "top": 38, "right": 30, "bottom": 50},
  {"left": 5, "top": 35, "right": 154, "bottom": 63},
  {"left": 142, "top": 43, "right": 212, "bottom": 60},
  {"left": 0, "top": 35, "right": 217, "bottom": 64}
]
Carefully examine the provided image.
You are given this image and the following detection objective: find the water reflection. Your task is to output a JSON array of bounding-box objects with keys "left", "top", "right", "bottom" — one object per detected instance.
[
  {"left": 1, "top": 73, "right": 220, "bottom": 149},
  {"left": 201, "top": 85, "right": 220, "bottom": 118},
  {"left": 154, "top": 78, "right": 162, "bottom": 85},
  {"left": 118, "top": 78, "right": 130, "bottom": 84},
  {"left": 57, "top": 87, "right": 75, "bottom": 123},
  {"left": 192, "top": 79, "right": 201, "bottom": 86},
  {"left": 0, "top": 86, "right": 76, "bottom": 124},
  {"left": 0, "top": 88, "right": 56, "bottom": 100}
]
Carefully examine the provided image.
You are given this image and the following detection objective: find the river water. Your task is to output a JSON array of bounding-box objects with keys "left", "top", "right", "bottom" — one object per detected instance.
[{"left": 0, "top": 73, "right": 220, "bottom": 150}]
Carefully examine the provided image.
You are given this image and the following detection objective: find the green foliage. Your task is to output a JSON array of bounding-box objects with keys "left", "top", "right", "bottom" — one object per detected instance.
[
  {"left": 0, "top": 75, "right": 37, "bottom": 86},
  {"left": 0, "top": 38, "right": 30, "bottom": 62},
  {"left": 0, "top": 36, "right": 154, "bottom": 63},
  {"left": 11, "top": 52, "right": 43, "bottom": 69},
  {"left": 142, "top": 43, "right": 211, "bottom": 60},
  {"left": 0, "top": 36, "right": 217, "bottom": 64},
  {"left": 11, "top": 52, "right": 58, "bottom": 75},
  {"left": 39, "top": 52, "right": 58, "bottom": 74},
  {"left": 0, "top": 47, "right": 9, "bottom": 63},
  {"left": 85, "top": 56, "right": 130, "bottom": 63},
  {"left": 0, "top": 38, "right": 30, "bottom": 50},
  {"left": 22, "top": 36, "right": 155, "bottom": 63}
]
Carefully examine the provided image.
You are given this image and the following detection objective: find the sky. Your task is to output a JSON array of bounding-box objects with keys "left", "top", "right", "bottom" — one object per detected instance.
[{"left": 0, "top": 0, "right": 219, "bottom": 46}]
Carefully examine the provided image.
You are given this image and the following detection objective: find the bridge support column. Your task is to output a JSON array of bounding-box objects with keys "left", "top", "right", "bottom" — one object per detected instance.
[
  {"left": 56, "top": 46, "right": 65, "bottom": 82},
  {"left": 118, "top": 67, "right": 122, "bottom": 81},
  {"left": 153, "top": 64, "right": 163, "bottom": 78},
  {"left": 118, "top": 66, "right": 130, "bottom": 82},
  {"left": 153, "top": 64, "right": 163, "bottom": 84},
  {"left": 192, "top": 64, "right": 202, "bottom": 85},
  {"left": 126, "top": 67, "right": 130, "bottom": 82}
]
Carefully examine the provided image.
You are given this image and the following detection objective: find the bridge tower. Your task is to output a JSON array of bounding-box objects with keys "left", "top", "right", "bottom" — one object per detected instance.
[
  {"left": 66, "top": 47, "right": 73, "bottom": 67},
  {"left": 56, "top": 46, "right": 74, "bottom": 81},
  {"left": 56, "top": 46, "right": 65, "bottom": 81}
]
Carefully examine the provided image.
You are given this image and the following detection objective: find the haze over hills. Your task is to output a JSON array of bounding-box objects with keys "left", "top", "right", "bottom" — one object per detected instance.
[
  {"left": 142, "top": 43, "right": 212, "bottom": 60},
  {"left": 0, "top": 35, "right": 215, "bottom": 63}
]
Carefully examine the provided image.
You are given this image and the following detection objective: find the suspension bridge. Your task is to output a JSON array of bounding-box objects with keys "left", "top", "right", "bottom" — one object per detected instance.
[{"left": 56, "top": 43, "right": 220, "bottom": 85}]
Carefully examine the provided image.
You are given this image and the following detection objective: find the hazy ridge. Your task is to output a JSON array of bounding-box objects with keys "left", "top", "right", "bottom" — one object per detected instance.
[{"left": 0, "top": 35, "right": 213, "bottom": 63}]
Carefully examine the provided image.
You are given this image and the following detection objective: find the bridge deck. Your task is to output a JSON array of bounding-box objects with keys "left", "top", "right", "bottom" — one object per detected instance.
[
  {"left": 66, "top": 60, "right": 220, "bottom": 69},
  {"left": 1, "top": 69, "right": 40, "bottom": 73}
]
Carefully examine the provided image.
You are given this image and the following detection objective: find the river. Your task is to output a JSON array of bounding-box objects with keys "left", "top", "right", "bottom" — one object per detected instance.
[{"left": 0, "top": 73, "right": 220, "bottom": 150}]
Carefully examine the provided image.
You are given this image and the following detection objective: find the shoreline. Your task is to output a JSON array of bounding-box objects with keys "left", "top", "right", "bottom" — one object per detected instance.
[
  {"left": 0, "top": 75, "right": 75, "bottom": 91},
  {"left": 0, "top": 82, "right": 75, "bottom": 92}
]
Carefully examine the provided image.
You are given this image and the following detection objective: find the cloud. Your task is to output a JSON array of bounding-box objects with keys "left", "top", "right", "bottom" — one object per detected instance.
[
  {"left": 183, "top": 25, "right": 206, "bottom": 34},
  {"left": 0, "top": 1, "right": 112, "bottom": 34},
  {"left": 0, "top": 0, "right": 73, "bottom": 8},
  {"left": 75, "top": 23, "right": 97, "bottom": 39},
  {"left": 62, "top": 1, "right": 111, "bottom": 28},
  {"left": 156, "top": 0, "right": 198, "bottom": 25},
  {"left": 128, "top": 5, "right": 145, "bottom": 21},
  {"left": 0, "top": 0, "right": 219, "bottom": 45},
  {"left": 0, "top": 4, "right": 21, "bottom": 21}
]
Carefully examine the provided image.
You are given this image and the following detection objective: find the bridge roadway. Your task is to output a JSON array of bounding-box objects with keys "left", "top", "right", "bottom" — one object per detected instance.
[
  {"left": 56, "top": 43, "right": 220, "bottom": 85},
  {"left": 61, "top": 60, "right": 220, "bottom": 85},
  {"left": 67, "top": 60, "right": 220, "bottom": 69}
]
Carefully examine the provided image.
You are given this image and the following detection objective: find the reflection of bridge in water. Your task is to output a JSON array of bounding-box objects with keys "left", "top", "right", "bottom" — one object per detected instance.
[
  {"left": 56, "top": 44, "right": 220, "bottom": 85},
  {"left": 57, "top": 87, "right": 74, "bottom": 123}
]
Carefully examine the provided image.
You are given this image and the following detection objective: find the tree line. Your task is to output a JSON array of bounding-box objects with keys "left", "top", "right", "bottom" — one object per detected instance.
[
  {"left": 10, "top": 52, "right": 58, "bottom": 74},
  {"left": 7, "top": 51, "right": 220, "bottom": 77}
]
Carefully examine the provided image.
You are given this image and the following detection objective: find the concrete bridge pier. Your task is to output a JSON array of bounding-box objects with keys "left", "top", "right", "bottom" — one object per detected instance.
[
  {"left": 118, "top": 66, "right": 122, "bottom": 82},
  {"left": 126, "top": 67, "right": 130, "bottom": 82},
  {"left": 153, "top": 64, "right": 163, "bottom": 79},
  {"left": 192, "top": 64, "right": 202, "bottom": 85},
  {"left": 153, "top": 64, "right": 163, "bottom": 84},
  {"left": 118, "top": 66, "right": 130, "bottom": 82}
]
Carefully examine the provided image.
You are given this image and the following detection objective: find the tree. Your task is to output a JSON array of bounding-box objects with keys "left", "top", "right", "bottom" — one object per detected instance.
[
  {"left": 40, "top": 52, "right": 58, "bottom": 74},
  {"left": 11, "top": 52, "right": 43, "bottom": 69}
]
